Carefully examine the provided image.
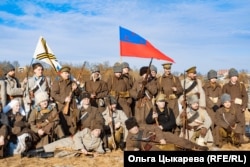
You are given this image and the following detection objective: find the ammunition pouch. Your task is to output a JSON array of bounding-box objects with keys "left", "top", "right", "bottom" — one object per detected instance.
[
  {"left": 118, "top": 91, "right": 130, "bottom": 98},
  {"left": 110, "top": 90, "right": 118, "bottom": 97},
  {"left": 110, "top": 90, "right": 130, "bottom": 98}
]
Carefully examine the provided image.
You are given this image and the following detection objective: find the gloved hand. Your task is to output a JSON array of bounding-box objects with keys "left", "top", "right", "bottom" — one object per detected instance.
[
  {"left": 212, "top": 105, "right": 219, "bottom": 112},
  {"left": 226, "top": 126, "right": 232, "bottom": 133}
]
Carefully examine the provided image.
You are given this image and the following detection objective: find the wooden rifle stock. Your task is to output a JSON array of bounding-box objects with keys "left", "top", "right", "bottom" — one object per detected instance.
[
  {"left": 108, "top": 104, "right": 117, "bottom": 150},
  {"left": 182, "top": 71, "right": 188, "bottom": 139},
  {"left": 63, "top": 91, "right": 72, "bottom": 115},
  {"left": 152, "top": 97, "right": 159, "bottom": 126}
]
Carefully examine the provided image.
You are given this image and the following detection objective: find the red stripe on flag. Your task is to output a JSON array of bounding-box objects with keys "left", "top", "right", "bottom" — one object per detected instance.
[{"left": 120, "top": 41, "right": 175, "bottom": 63}]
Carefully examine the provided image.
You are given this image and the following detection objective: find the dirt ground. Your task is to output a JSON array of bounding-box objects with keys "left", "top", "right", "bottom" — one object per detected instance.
[{"left": 1, "top": 111, "right": 250, "bottom": 167}]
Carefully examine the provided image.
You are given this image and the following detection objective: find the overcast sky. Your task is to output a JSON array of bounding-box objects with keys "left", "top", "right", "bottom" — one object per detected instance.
[{"left": 0, "top": 0, "right": 249, "bottom": 75}]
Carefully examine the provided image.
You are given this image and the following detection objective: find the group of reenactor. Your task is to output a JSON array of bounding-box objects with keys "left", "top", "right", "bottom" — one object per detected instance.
[{"left": 0, "top": 60, "right": 249, "bottom": 158}]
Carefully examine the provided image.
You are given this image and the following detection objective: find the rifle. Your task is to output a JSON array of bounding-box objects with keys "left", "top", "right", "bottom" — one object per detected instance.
[
  {"left": 182, "top": 71, "right": 188, "bottom": 139},
  {"left": 151, "top": 97, "right": 159, "bottom": 126},
  {"left": 76, "top": 61, "right": 86, "bottom": 83},
  {"left": 63, "top": 90, "right": 73, "bottom": 115},
  {"left": 137, "top": 58, "right": 153, "bottom": 106},
  {"left": 130, "top": 133, "right": 186, "bottom": 151},
  {"left": 107, "top": 98, "right": 117, "bottom": 150}
]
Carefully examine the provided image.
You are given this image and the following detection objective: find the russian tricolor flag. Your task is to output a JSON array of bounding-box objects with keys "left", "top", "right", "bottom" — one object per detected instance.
[{"left": 119, "top": 26, "right": 174, "bottom": 63}]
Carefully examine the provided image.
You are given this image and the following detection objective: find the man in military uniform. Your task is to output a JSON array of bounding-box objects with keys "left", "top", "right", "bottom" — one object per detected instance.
[
  {"left": 179, "top": 66, "right": 206, "bottom": 109},
  {"left": 202, "top": 70, "right": 222, "bottom": 132},
  {"left": 125, "top": 117, "right": 208, "bottom": 151},
  {"left": 176, "top": 94, "right": 213, "bottom": 146},
  {"left": 24, "top": 63, "right": 51, "bottom": 118},
  {"left": 102, "top": 96, "right": 128, "bottom": 151},
  {"left": 150, "top": 65, "right": 158, "bottom": 82},
  {"left": 214, "top": 93, "right": 244, "bottom": 148},
  {"left": 28, "top": 91, "right": 64, "bottom": 148},
  {"left": 106, "top": 63, "right": 131, "bottom": 117},
  {"left": 22, "top": 122, "right": 104, "bottom": 158},
  {"left": 222, "top": 68, "right": 249, "bottom": 143},
  {"left": 121, "top": 62, "right": 134, "bottom": 116},
  {"left": 146, "top": 93, "right": 176, "bottom": 133},
  {"left": 77, "top": 91, "right": 104, "bottom": 131},
  {"left": 157, "top": 63, "right": 183, "bottom": 135},
  {"left": 121, "top": 62, "right": 134, "bottom": 89},
  {"left": 1, "top": 63, "right": 27, "bottom": 111},
  {"left": 129, "top": 66, "right": 157, "bottom": 125},
  {"left": 85, "top": 65, "right": 108, "bottom": 111},
  {"left": 50, "top": 66, "right": 80, "bottom": 136}
]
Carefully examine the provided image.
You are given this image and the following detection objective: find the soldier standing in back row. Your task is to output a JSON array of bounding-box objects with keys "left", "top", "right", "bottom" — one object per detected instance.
[
  {"left": 50, "top": 66, "right": 80, "bottom": 136},
  {"left": 85, "top": 65, "right": 108, "bottom": 112},
  {"left": 24, "top": 63, "right": 51, "bottom": 118},
  {"left": 106, "top": 63, "right": 131, "bottom": 117},
  {"left": 1, "top": 63, "right": 27, "bottom": 110},
  {"left": 222, "top": 68, "right": 249, "bottom": 143},
  {"left": 129, "top": 66, "right": 157, "bottom": 125},
  {"left": 202, "top": 70, "right": 222, "bottom": 133},
  {"left": 121, "top": 62, "right": 134, "bottom": 116},
  {"left": 178, "top": 66, "right": 206, "bottom": 109},
  {"left": 150, "top": 65, "right": 158, "bottom": 83}
]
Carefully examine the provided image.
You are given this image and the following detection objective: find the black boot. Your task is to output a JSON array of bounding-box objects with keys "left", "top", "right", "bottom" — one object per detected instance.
[
  {"left": 37, "top": 152, "right": 54, "bottom": 158},
  {"left": 119, "top": 141, "right": 126, "bottom": 151},
  {"left": 22, "top": 147, "right": 45, "bottom": 158}
]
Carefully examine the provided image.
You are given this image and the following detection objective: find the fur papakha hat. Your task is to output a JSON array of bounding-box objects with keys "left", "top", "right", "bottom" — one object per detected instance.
[
  {"left": 187, "top": 94, "right": 199, "bottom": 105},
  {"left": 228, "top": 68, "right": 238, "bottom": 78},
  {"left": 221, "top": 93, "right": 231, "bottom": 104},
  {"left": 91, "top": 65, "right": 100, "bottom": 73},
  {"left": 139, "top": 66, "right": 150, "bottom": 76},
  {"left": 207, "top": 70, "right": 217, "bottom": 80},
  {"left": 79, "top": 91, "right": 91, "bottom": 101},
  {"left": 125, "top": 117, "right": 139, "bottom": 130},
  {"left": 2, "top": 63, "right": 15, "bottom": 74},
  {"left": 113, "top": 64, "right": 122, "bottom": 73},
  {"left": 121, "top": 62, "right": 130, "bottom": 69},
  {"left": 35, "top": 91, "right": 49, "bottom": 105},
  {"left": 150, "top": 65, "right": 157, "bottom": 73}
]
